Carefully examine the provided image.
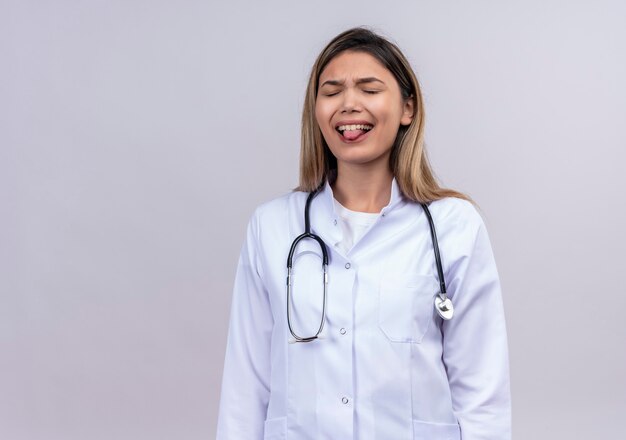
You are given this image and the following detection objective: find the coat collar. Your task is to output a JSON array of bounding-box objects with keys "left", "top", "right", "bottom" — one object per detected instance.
[{"left": 308, "top": 176, "right": 406, "bottom": 246}]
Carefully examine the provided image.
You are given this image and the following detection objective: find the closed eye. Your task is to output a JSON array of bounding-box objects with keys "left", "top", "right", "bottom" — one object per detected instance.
[{"left": 364, "top": 90, "right": 380, "bottom": 94}]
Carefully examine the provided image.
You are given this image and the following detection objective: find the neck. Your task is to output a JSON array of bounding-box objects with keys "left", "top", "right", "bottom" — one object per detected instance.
[{"left": 331, "top": 162, "right": 393, "bottom": 213}]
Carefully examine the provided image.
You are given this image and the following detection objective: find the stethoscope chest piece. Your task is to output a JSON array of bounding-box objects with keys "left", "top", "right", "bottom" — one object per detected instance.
[{"left": 435, "top": 295, "right": 454, "bottom": 320}]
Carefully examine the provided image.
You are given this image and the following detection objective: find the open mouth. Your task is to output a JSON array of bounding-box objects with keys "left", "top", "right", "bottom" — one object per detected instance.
[{"left": 335, "top": 123, "right": 374, "bottom": 141}]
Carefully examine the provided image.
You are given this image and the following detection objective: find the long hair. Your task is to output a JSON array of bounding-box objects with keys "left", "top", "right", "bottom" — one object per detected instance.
[{"left": 297, "top": 27, "right": 470, "bottom": 203}]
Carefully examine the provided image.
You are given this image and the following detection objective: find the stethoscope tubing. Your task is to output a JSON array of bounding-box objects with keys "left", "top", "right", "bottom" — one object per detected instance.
[
  {"left": 286, "top": 188, "right": 452, "bottom": 343},
  {"left": 419, "top": 202, "right": 447, "bottom": 296},
  {"left": 286, "top": 190, "right": 329, "bottom": 342}
]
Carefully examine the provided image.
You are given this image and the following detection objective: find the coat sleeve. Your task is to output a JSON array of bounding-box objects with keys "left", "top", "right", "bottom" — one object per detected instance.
[
  {"left": 216, "top": 210, "right": 273, "bottom": 439},
  {"left": 442, "top": 212, "right": 512, "bottom": 440}
]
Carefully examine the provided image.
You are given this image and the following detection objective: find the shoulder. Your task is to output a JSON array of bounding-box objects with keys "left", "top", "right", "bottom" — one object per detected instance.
[
  {"left": 425, "top": 197, "right": 487, "bottom": 250},
  {"left": 251, "top": 190, "right": 306, "bottom": 221},
  {"left": 427, "top": 196, "right": 484, "bottom": 229},
  {"left": 246, "top": 190, "right": 308, "bottom": 237}
]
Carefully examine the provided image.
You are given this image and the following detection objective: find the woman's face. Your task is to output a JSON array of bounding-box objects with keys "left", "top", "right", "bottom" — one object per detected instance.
[{"left": 315, "top": 50, "right": 414, "bottom": 170}]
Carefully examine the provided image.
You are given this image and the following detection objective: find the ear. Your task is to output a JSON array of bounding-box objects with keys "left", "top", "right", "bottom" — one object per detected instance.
[{"left": 400, "top": 95, "right": 415, "bottom": 126}]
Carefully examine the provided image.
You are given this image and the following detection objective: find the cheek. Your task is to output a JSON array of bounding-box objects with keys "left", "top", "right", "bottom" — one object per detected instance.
[
  {"left": 315, "top": 105, "right": 336, "bottom": 140},
  {"left": 372, "top": 98, "right": 402, "bottom": 123},
  {"left": 314, "top": 102, "right": 329, "bottom": 127}
]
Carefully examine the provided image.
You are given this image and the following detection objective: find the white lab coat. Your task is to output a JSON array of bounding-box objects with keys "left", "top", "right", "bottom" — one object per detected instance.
[{"left": 217, "top": 179, "right": 511, "bottom": 440}]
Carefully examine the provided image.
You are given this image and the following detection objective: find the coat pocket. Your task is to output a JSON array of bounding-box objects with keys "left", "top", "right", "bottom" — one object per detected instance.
[
  {"left": 263, "top": 416, "right": 286, "bottom": 440},
  {"left": 378, "top": 274, "right": 437, "bottom": 343},
  {"left": 413, "top": 419, "right": 460, "bottom": 440}
]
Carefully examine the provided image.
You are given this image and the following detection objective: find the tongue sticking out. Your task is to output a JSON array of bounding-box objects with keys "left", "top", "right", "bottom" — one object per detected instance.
[{"left": 343, "top": 129, "right": 367, "bottom": 141}]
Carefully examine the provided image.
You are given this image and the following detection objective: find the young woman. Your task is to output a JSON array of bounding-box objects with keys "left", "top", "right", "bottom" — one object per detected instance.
[{"left": 217, "top": 27, "right": 511, "bottom": 440}]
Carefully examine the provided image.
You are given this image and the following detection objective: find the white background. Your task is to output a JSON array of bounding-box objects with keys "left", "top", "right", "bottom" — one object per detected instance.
[{"left": 2, "top": 0, "right": 625, "bottom": 438}]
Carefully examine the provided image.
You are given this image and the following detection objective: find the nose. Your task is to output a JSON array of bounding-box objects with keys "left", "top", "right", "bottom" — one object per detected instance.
[{"left": 340, "top": 87, "right": 361, "bottom": 113}]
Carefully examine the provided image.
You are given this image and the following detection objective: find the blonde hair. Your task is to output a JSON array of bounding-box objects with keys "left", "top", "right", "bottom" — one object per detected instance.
[{"left": 297, "top": 27, "right": 471, "bottom": 204}]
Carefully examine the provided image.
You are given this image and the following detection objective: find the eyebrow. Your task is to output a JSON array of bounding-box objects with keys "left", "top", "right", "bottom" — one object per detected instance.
[{"left": 319, "top": 77, "right": 385, "bottom": 88}]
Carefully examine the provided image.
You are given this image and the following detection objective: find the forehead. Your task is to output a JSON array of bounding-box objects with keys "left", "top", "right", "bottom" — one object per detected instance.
[{"left": 318, "top": 50, "right": 393, "bottom": 83}]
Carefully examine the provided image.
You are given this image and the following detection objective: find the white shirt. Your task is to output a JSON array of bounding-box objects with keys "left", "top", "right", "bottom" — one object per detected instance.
[
  {"left": 332, "top": 199, "right": 379, "bottom": 255},
  {"left": 217, "top": 178, "right": 511, "bottom": 440}
]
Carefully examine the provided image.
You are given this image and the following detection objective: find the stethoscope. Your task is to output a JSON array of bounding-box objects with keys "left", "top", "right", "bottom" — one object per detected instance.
[{"left": 286, "top": 188, "right": 454, "bottom": 343}]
